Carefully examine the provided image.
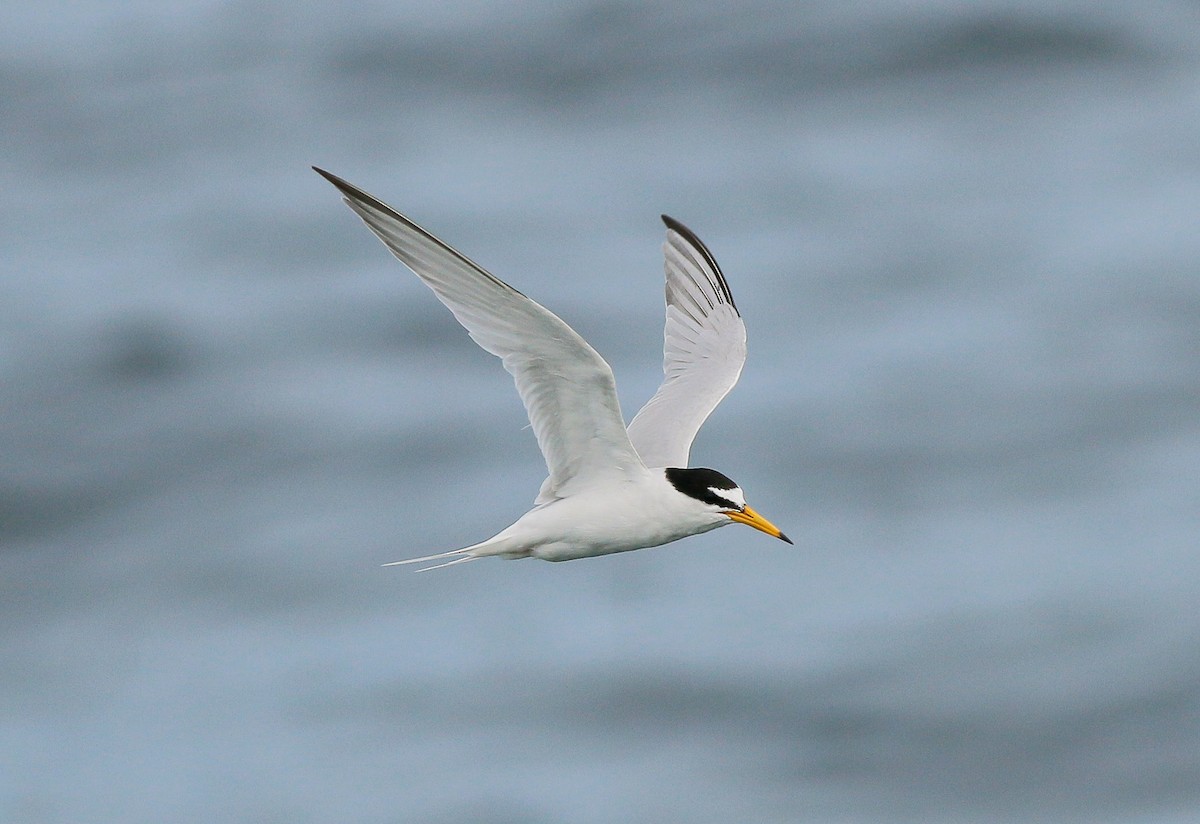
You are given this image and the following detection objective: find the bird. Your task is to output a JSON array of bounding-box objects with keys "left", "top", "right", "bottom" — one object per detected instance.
[{"left": 314, "top": 167, "right": 791, "bottom": 570}]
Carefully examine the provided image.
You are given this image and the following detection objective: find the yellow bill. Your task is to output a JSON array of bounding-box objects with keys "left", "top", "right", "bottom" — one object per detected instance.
[{"left": 725, "top": 505, "right": 792, "bottom": 544}]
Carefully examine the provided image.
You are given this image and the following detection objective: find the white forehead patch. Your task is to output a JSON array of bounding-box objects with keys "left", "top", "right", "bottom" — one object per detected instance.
[{"left": 709, "top": 486, "right": 745, "bottom": 509}]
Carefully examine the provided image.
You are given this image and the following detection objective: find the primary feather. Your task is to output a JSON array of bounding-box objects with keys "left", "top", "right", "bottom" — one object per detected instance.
[{"left": 626, "top": 216, "right": 747, "bottom": 468}]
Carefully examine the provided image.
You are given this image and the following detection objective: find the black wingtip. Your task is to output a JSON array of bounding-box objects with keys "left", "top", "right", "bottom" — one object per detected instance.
[
  {"left": 312, "top": 166, "right": 354, "bottom": 194},
  {"left": 778, "top": 532, "right": 794, "bottom": 545},
  {"left": 661, "top": 214, "right": 698, "bottom": 240},
  {"left": 658, "top": 214, "right": 738, "bottom": 313},
  {"left": 311, "top": 166, "right": 406, "bottom": 224}
]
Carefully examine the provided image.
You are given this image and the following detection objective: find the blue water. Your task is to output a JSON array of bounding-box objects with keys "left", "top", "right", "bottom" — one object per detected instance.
[{"left": 3, "top": 2, "right": 1200, "bottom": 822}]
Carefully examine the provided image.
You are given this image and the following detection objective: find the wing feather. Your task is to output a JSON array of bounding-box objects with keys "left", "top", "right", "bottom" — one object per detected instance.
[
  {"left": 314, "top": 167, "right": 646, "bottom": 502},
  {"left": 626, "top": 216, "right": 747, "bottom": 469}
]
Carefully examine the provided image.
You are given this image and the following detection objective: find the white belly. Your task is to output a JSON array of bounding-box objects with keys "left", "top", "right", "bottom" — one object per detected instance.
[{"left": 493, "top": 477, "right": 727, "bottom": 562}]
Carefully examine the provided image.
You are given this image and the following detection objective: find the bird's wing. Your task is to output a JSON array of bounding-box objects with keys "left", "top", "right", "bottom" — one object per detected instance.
[
  {"left": 625, "top": 216, "right": 747, "bottom": 469},
  {"left": 315, "top": 168, "right": 646, "bottom": 503}
]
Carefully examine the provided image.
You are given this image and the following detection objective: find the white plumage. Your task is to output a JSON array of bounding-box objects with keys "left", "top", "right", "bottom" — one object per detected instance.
[{"left": 315, "top": 167, "right": 790, "bottom": 570}]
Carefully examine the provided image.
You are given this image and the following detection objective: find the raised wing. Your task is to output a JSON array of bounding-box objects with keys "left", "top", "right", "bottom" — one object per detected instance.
[
  {"left": 625, "top": 216, "right": 747, "bottom": 469},
  {"left": 314, "top": 168, "right": 646, "bottom": 503}
]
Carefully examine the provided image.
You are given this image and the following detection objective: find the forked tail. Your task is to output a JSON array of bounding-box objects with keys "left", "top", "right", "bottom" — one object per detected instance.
[{"left": 383, "top": 535, "right": 522, "bottom": 572}]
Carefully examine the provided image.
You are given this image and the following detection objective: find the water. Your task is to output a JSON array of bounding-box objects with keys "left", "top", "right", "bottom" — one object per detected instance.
[{"left": 3, "top": 2, "right": 1199, "bottom": 822}]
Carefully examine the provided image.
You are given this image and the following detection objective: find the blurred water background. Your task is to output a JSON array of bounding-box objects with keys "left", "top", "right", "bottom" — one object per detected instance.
[{"left": 3, "top": 2, "right": 1200, "bottom": 822}]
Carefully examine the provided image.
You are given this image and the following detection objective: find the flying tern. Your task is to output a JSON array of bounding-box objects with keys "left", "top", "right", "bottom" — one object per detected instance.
[{"left": 315, "top": 167, "right": 791, "bottom": 570}]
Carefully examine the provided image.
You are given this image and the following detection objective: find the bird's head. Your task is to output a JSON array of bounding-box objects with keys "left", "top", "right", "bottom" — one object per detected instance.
[{"left": 664, "top": 467, "right": 792, "bottom": 544}]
